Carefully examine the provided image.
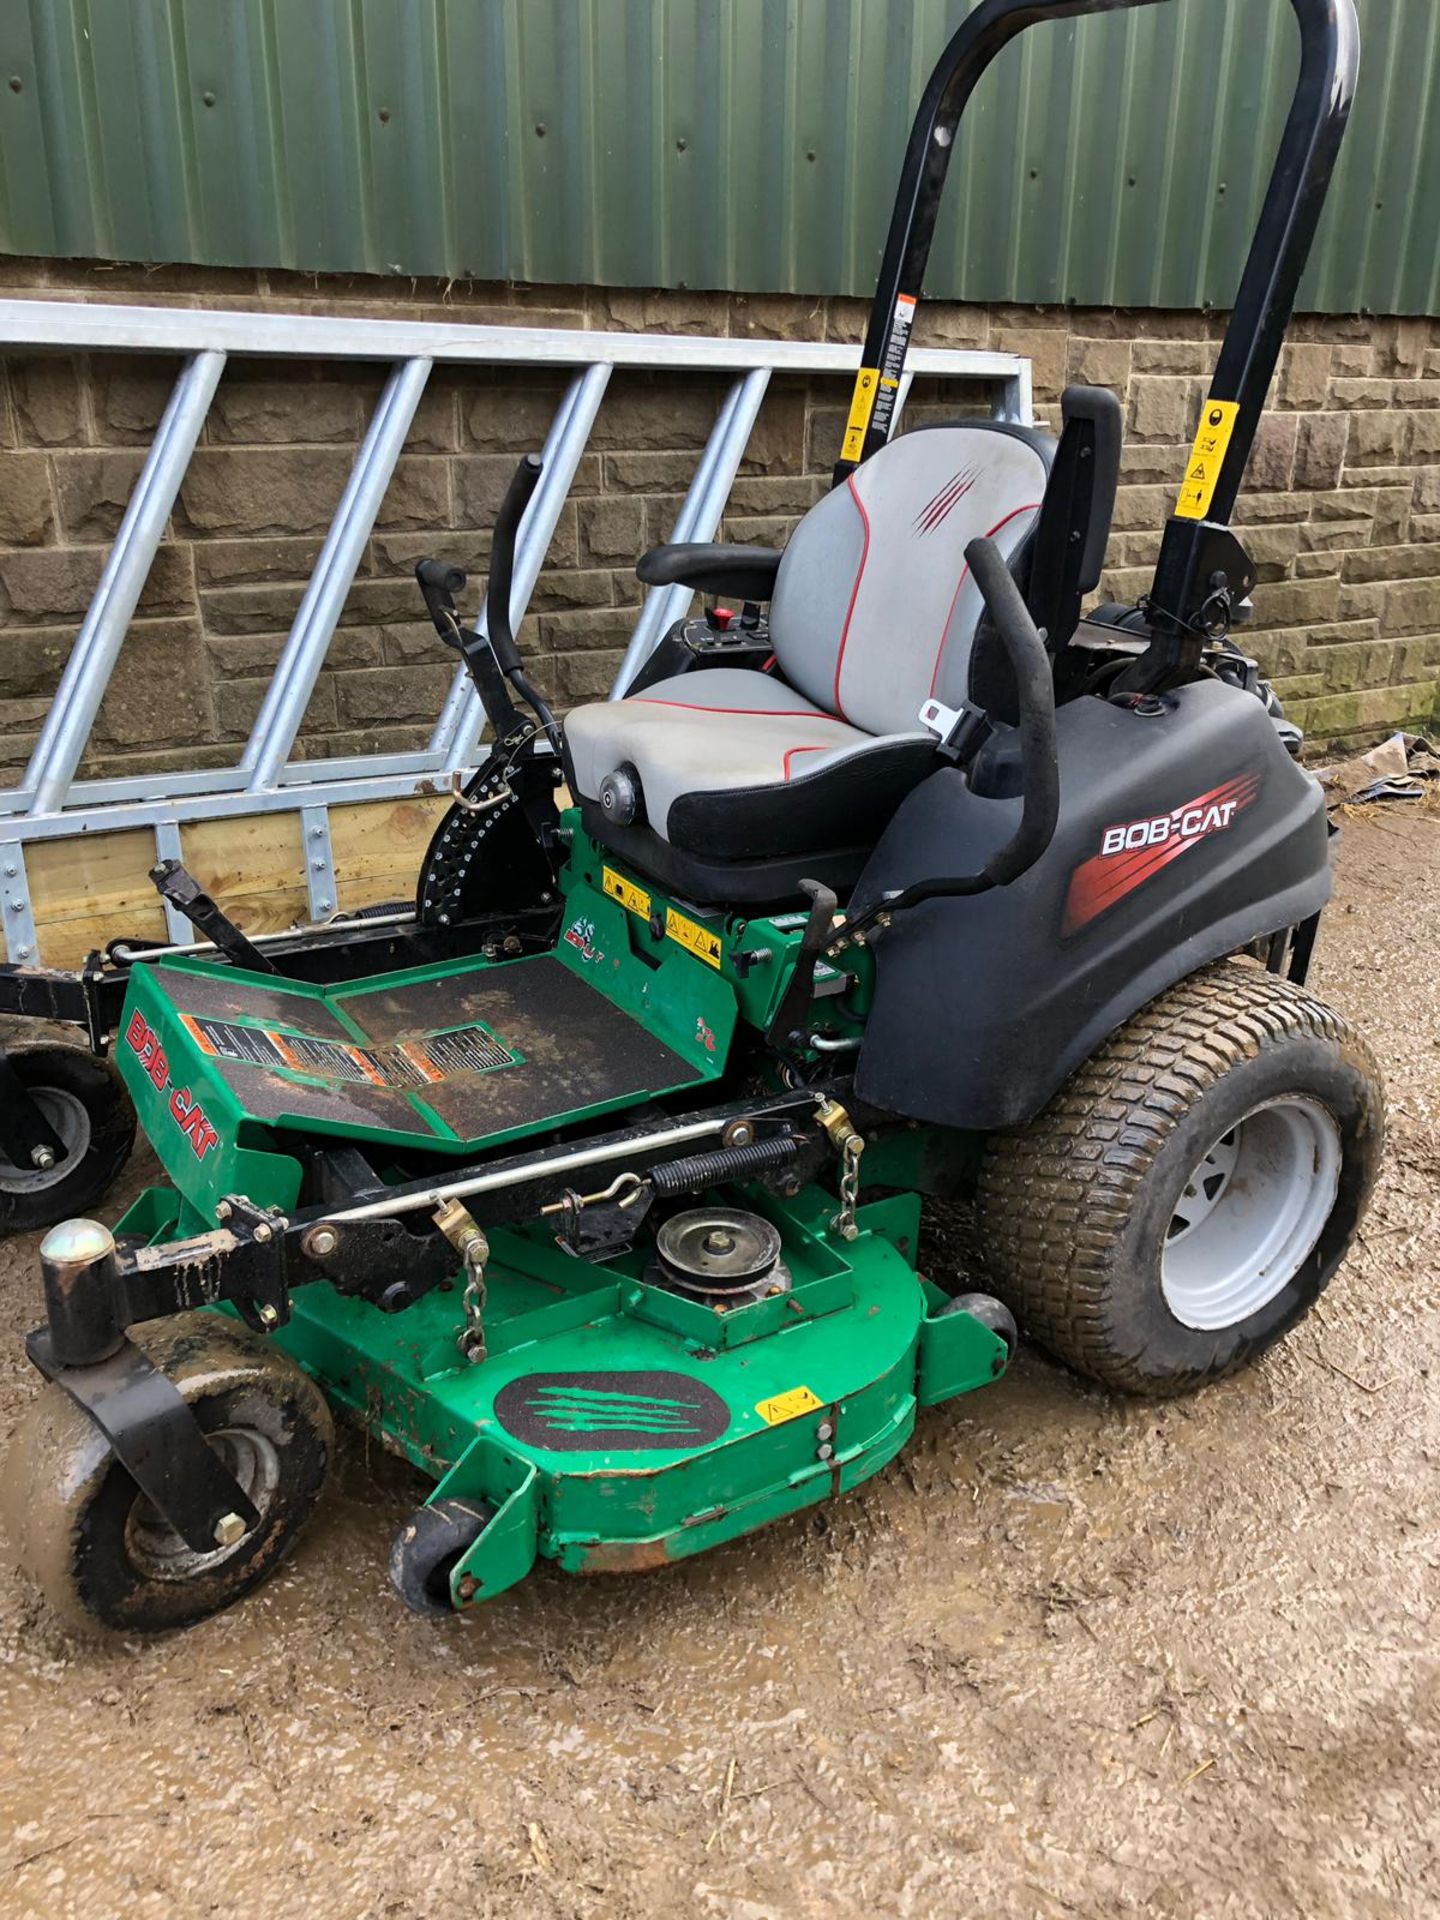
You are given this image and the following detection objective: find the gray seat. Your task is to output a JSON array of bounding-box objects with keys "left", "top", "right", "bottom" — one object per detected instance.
[{"left": 565, "top": 420, "right": 1055, "bottom": 871}]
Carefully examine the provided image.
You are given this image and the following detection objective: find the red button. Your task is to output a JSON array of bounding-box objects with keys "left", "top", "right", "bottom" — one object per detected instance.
[{"left": 710, "top": 605, "right": 735, "bottom": 630}]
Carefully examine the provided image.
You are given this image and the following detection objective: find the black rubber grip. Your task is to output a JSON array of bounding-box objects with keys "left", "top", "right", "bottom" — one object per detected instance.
[
  {"left": 648, "top": 1136, "right": 798, "bottom": 1197},
  {"left": 964, "top": 535, "right": 1060, "bottom": 885},
  {"left": 486, "top": 453, "right": 543, "bottom": 675},
  {"left": 416, "top": 558, "right": 467, "bottom": 596}
]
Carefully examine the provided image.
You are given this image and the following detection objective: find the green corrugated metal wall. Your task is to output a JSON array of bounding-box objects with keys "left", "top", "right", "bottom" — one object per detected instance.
[{"left": 0, "top": 0, "right": 1436, "bottom": 314}]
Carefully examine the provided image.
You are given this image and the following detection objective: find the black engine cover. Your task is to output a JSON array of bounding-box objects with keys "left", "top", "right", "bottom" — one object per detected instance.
[{"left": 853, "top": 679, "right": 1330, "bottom": 1131}]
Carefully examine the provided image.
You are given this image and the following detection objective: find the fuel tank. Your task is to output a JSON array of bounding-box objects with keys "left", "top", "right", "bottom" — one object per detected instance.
[{"left": 852, "top": 678, "right": 1331, "bottom": 1130}]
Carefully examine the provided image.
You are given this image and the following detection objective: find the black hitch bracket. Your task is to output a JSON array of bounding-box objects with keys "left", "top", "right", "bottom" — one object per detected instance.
[{"left": 25, "top": 1326, "right": 260, "bottom": 1556}]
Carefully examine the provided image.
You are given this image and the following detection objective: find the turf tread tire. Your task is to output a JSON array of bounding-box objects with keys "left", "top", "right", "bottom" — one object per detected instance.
[{"left": 975, "top": 961, "right": 1384, "bottom": 1396}]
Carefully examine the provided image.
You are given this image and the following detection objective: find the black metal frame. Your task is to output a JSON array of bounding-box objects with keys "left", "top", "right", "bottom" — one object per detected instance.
[{"left": 838, "top": 0, "right": 1359, "bottom": 673}]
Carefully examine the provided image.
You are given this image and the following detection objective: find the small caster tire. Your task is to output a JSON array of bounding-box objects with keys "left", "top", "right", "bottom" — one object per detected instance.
[
  {"left": 1, "top": 1313, "right": 334, "bottom": 1634},
  {"left": 976, "top": 961, "right": 1385, "bottom": 1396},
  {"left": 389, "top": 1498, "right": 493, "bottom": 1617},
  {"left": 0, "top": 1046, "right": 136, "bottom": 1237},
  {"left": 939, "top": 1291, "right": 1018, "bottom": 1370}
]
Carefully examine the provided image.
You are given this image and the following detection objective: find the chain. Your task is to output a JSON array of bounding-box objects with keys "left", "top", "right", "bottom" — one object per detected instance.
[
  {"left": 833, "top": 1132, "right": 865, "bottom": 1241},
  {"left": 433, "top": 1197, "right": 490, "bottom": 1365},
  {"left": 458, "top": 1238, "right": 489, "bottom": 1364}
]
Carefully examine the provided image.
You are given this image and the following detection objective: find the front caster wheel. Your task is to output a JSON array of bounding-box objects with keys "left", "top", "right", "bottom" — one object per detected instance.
[
  {"left": 389, "top": 1498, "right": 493, "bottom": 1616},
  {"left": 976, "top": 961, "right": 1385, "bottom": 1397},
  {"left": 0, "top": 1047, "right": 136, "bottom": 1237},
  {"left": 1, "top": 1314, "right": 334, "bottom": 1634}
]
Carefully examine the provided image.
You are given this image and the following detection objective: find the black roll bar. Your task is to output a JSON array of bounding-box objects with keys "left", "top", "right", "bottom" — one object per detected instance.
[
  {"left": 835, "top": 0, "right": 1170, "bottom": 481},
  {"left": 838, "top": 0, "right": 1359, "bottom": 665}
]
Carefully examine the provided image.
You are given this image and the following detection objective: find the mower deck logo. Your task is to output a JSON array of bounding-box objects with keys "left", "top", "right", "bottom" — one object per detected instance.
[
  {"left": 1064, "top": 772, "right": 1262, "bottom": 934},
  {"left": 494, "top": 1371, "right": 730, "bottom": 1452}
]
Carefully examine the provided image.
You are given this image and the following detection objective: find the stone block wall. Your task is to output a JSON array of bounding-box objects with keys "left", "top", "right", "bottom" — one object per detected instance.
[{"left": 1, "top": 254, "right": 1438, "bottom": 787}]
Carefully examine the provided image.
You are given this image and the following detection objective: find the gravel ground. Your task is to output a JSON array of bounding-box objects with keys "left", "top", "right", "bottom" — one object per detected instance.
[{"left": 0, "top": 807, "right": 1437, "bottom": 1920}]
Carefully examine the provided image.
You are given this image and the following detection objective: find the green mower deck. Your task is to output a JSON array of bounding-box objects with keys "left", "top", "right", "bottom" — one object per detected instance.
[{"left": 117, "top": 1180, "right": 1008, "bottom": 1608}]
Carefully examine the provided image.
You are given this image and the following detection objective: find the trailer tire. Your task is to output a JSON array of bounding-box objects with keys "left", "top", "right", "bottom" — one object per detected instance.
[
  {"left": 0, "top": 1047, "right": 135, "bottom": 1237},
  {"left": 1, "top": 1313, "right": 333, "bottom": 1634},
  {"left": 975, "top": 962, "right": 1384, "bottom": 1396}
]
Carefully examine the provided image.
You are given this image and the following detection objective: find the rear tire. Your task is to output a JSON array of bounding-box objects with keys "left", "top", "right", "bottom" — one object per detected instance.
[{"left": 975, "top": 961, "right": 1384, "bottom": 1396}]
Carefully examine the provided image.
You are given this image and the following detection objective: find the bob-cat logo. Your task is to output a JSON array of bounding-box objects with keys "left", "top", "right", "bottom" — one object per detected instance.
[
  {"left": 125, "top": 1009, "right": 219, "bottom": 1160},
  {"left": 563, "top": 915, "right": 602, "bottom": 963},
  {"left": 1064, "top": 771, "right": 1261, "bottom": 934}
]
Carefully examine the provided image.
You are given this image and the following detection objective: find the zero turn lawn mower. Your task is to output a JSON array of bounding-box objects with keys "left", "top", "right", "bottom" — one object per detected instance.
[{"left": 3, "top": 0, "right": 1384, "bottom": 1634}]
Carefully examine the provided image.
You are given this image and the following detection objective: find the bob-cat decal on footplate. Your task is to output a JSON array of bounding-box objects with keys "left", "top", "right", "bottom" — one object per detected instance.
[{"left": 1064, "top": 771, "right": 1262, "bottom": 934}]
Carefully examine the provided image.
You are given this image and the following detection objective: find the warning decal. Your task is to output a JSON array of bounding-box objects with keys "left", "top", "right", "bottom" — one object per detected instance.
[
  {"left": 665, "top": 906, "right": 723, "bottom": 969},
  {"left": 1175, "top": 399, "right": 1239, "bottom": 521},
  {"left": 603, "top": 866, "right": 651, "bottom": 919},
  {"left": 183, "top": 1015, "right": 518, "bottom": 1088},
  {"left": 755, "top": 1385, "right": 823, "bottom": 1426},
  {"left": 840, "top": 367, "right": 882, "bottom": 464}
]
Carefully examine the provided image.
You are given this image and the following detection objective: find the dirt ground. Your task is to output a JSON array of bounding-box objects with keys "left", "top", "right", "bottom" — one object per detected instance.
[{"left": 1, "top": 808, "right": 1437, "bottom": 1920}]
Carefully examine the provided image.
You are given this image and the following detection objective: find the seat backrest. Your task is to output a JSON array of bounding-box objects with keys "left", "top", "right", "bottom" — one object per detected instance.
[{"left": 768, "top": 421, "right": 1054, "bottom": 736}]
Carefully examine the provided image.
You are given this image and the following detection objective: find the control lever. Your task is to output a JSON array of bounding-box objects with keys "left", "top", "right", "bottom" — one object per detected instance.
[
  {"left": 412, "top": 455, "right": 562, "bottom": 755},
  {"left": 764, "top": 879, "right": 840, "bottom": 1051},
  {"left": 837, "top": 536, "right": 1060, "bottom": 943},
  {"left": 486, "top": 455, "right": 563, "bottom": 756}
]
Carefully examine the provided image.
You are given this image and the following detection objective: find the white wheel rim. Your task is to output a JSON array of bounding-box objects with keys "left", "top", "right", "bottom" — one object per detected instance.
[
  {"left": 1161, "top": 1096, "right": 1343, "bottom": 1331},
  {"left": 124, "top": 1427, "right": 280, "bottom": 1580}
]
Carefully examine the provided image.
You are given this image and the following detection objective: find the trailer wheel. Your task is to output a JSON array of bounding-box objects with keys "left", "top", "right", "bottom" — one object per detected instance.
[
  {"left": 1, "top": 1313, "right": 333, "bottom": 1634},
  {"left": 975, "top": 962, "right": 1384, "bottom": 1396},
  {"left": 389, "top": 1498, "right": 493, "bottom": 1616},
  {"left": 0, "top": 1047, "right": 135, "bottom": 1237}
]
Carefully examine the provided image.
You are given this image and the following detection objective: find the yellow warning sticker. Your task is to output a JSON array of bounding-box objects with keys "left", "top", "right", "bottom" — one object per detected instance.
[
  {"left": 840, "top": 366, "right": 881, "bottom": 464},
  {"left": 602, "top": 866, "right": 651, "bottom": 919},
  {"left": 1174, "top": 399, "right": 1240, "bottom": 521},
  {"left": 665, "top": 906, "right": 723, "bottom": 969},
  {"left": 755, "top": 1385, "right": 823, "bottom": 1427}
]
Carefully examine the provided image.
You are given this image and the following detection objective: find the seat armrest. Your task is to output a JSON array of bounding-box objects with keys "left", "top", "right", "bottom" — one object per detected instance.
[{"left": 635, "top": 543, "right": 782, "bottom": 599}]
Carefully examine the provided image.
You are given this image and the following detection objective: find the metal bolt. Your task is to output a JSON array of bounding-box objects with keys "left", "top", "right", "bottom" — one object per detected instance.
[
  {"left": 302, "top": 1223, "right": 339, "bottom": 1259},
  {"left": 816, "top": 1442, "right": 834, "bottom": 1462},
  {"left": 257, "top": 1304, "right": 280, "bottom": 1329},
  {"left": 252, "top": 1221, "right": 272, "bottom": 1244},
  {"left": 310, "top": 825, "right": 324, "bottom": 839},
  {"left": 16, "top": 946, "right": 31, "bottom": 958},
  {"left": 4, "top": 863, "right": 15, "bottom": 877},
  {"left": 215, "top": 1200, "right": 232, "bottom": 1221},
  {"left": 213, "top": 1512, "right": 247, "bottom": 1548},
  {"left": 6, "top": 897, "right": 24, "bottom": 911},
  {"left": 456, "top": 1573, "right": 479, "bottom": 1603},
  {"left": 318, "top": 898, "right": 333, "bottom": 912},
  {"left": 312, "top": 858, "right": 325, "bottom": 871},
  {"left": 817, "top": 1421, "right": 834, "bottom": 1442},
  {"left": 29, "top": 1145, "right": 56, "bottom": 1171}
]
